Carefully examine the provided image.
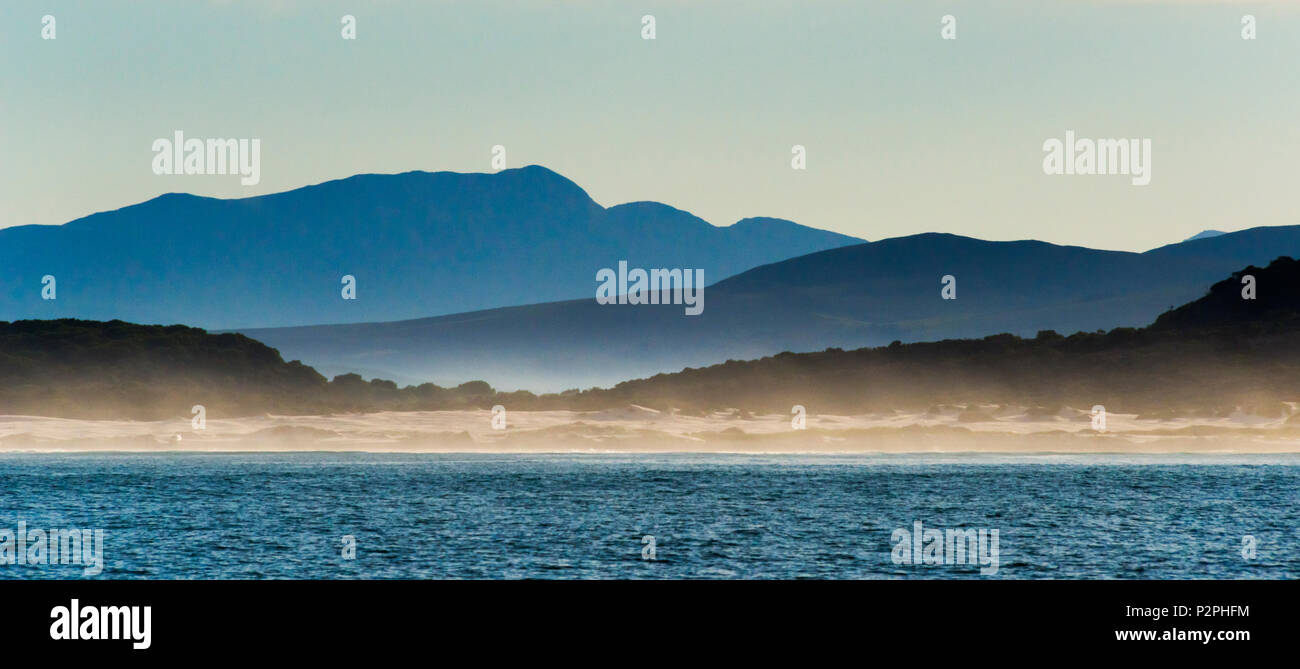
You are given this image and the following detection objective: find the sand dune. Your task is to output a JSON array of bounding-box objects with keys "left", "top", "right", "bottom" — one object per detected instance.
[{"left": 2, "top": 405, "right": 1298, "bottom": 453}]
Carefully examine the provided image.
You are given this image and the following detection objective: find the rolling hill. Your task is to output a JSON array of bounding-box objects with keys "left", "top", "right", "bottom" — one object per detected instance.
[
  {"left": 4, "top": 258, "right": 1299, "bottom": 420},
  {"left": 238, "top": 226, "right": 1300, "bottom": 391},
  {"left": 575, "top": 256, "right": 1300, "bottom": 415}
]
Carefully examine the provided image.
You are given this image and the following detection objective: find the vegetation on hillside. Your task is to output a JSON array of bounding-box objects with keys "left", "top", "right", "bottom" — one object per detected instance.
[
  {"left": 0, "top": 320, "right": 506, "bottom": 419},
  {"left": 2, "top": 258, "right": 1298, "bottom": 419},
  {"left": 578, "top": 257, "right": 1300, "bottom": 416}
]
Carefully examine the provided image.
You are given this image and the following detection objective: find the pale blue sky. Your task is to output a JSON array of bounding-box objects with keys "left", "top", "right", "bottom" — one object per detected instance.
[{"left": 2, "top": 0, "right": 1296, "bottom": 251}]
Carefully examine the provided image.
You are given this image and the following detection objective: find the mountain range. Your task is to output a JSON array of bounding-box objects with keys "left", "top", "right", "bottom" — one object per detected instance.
[
  {"left": 6, "top": 165, "right": 1299, "bottom": 392},
  {"left": 6, "top": 258, "right": 1298, "bottom": 420},
  {"left": 239, "top": 225, "right": 1300, "bottom": 391},
  {"left": 0, "top": 166, "right": 860, "bottom": 328}
]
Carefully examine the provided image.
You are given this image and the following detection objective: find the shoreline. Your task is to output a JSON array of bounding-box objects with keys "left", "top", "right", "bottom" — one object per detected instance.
[{"left": 3, "top": 406, "right": 1299, "bottom": 454}]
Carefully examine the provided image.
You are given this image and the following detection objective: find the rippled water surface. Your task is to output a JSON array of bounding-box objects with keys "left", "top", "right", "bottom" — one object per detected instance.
[{"left": 1, "top": 452, "right": 1297, "bottom": 579}]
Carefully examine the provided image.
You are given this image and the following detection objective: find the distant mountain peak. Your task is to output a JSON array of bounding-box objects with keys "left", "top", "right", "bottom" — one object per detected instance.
[
  {"left": 729, "top": 216, "right": 812, "bottom": 232},
  {"left": 606, "top": 200, "right": 701, "bottom": 219},
  {"left": 1183, "top": 229, "right": 1227, "bottom": 242},
  {"left": 489, "top": 164, "right": 590, "bottom": 192}
]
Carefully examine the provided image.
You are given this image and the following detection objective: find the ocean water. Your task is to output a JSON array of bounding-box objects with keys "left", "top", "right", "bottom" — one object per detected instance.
[{"left": 0, "top": 452, "right": 1297, "bottom": 579}]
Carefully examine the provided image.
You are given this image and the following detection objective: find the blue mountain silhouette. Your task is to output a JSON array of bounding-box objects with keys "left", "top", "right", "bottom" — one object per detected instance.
[
  {"left": 0, "top": 166, "right": 861, "bottom": 328},
  {"left": 236, "top": 226, "right": 1300, "bottom": 391}
]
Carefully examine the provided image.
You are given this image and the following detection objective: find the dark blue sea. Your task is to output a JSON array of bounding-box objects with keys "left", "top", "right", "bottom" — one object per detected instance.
[{"left": 1, "top": 453, "right": 1296, "bottom": 579}]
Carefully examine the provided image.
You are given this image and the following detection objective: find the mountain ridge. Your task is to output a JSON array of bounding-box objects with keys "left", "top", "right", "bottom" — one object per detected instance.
[
  {"left": 236, "top": 224, "right": 1300, "bottom": 390},
  {"left": 6, "top": 258, "right": 1299, "bottom": 420},
  {"left": 0, "top": 166, "right": 863, "bottom": 329}
]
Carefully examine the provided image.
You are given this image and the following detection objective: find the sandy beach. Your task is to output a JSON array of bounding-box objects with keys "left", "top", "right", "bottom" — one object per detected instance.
[{"left": 3, "top": 404, "right": 1299, "bottom": 453}]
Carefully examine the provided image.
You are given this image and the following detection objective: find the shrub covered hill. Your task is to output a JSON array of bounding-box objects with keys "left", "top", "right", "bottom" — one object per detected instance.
[
  {"left": 1, "top": 258, "right": 1297, "bottom": 419},
  {"left": 0, "top": 320, "right": 507, "bottom": 419},
  {"left": 577, "top": 256, "right": 1300, "bottom": 416}
]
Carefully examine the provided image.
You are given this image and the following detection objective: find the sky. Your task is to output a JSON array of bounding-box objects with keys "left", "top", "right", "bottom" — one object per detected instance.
[{"left": 1, "top": 0, "right": 1297, "bottom": 251}]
